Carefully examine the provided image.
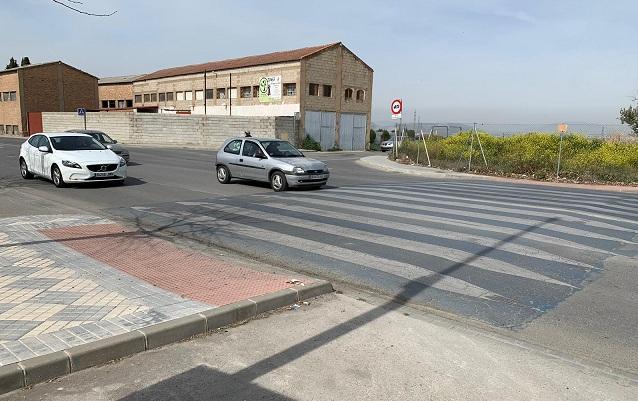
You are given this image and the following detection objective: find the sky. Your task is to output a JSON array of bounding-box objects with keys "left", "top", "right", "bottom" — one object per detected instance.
[{"left": 3, "top": 0, "right": 638, "bottom": 124}]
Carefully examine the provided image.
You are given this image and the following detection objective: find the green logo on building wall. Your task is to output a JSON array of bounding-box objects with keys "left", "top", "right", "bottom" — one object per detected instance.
[{"left": 258, "top": 76, "right": 281, "bottom": 103}]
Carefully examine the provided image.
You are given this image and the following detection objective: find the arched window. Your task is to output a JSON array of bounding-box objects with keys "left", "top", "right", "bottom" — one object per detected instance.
[
  {"left": 356, "top": 89, "right": 365, "bottom": 102},
  {"left": 344, "top": 88, "right": 353, "bottom": 100}
]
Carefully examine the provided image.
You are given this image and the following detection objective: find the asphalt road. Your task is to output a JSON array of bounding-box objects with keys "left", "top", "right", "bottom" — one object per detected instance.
[{"left": 1, "top": 136, "right": 637, "bottom": 376}]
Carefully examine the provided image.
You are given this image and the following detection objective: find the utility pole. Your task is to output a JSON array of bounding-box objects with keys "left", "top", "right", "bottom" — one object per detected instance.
[{"left": 413, "top": 110, "right": 416, "bottom": 136}]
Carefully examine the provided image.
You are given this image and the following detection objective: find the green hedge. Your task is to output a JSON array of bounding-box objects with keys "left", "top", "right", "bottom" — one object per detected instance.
[{"left": 397, "top": 132, "right": 638, "bottom": 183}]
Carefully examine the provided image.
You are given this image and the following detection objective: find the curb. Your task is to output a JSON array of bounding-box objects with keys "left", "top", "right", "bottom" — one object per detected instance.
[
  {"left": 358, "top": 156, "right": 638, "bottom": 193},
  {"left": 0, "top": 281, "right": 333, "bottom": 395}
]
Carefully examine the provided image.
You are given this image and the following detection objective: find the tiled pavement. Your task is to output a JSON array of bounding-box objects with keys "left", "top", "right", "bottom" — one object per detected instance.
[{"left": 0, "top": 215, "right": 299, "bottom": 366}]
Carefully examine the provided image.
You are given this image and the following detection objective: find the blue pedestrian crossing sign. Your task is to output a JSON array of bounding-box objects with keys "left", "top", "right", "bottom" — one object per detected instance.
[{"left": 77, "top": 108, "right": 86, "bottom": 116}]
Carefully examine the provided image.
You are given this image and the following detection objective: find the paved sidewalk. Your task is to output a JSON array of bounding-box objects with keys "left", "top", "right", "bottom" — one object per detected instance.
[
  {"left": 0, "top": 215, "right": 304, "bottom": 367},
  {"left": 359, "top": 155, "right": 638, "bottom": 192}
]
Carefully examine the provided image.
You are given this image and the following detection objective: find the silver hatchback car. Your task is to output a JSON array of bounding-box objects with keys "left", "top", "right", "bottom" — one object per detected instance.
[{"left": 216, "top": 137, "right": 329, "bottom": 191}]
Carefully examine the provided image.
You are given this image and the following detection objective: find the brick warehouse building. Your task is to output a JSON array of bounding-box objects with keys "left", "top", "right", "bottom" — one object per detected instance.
[
  {"left": 98, "top": 74, "right": 143, "bottom": 111},
  {"left": 0, "top": 61, "right": 98, "bottom": 136},
  {"left": 133, "top": 42, "right": 373, "bottom": 150}
]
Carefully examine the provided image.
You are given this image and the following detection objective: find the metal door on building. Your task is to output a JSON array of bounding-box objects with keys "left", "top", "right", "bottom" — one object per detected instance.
[
  {"left": 27, "top": 112, "right": 43, "bottom": 135},
  {"left": 305, "top": 111, "right": 335, "bottom": 150},
  {"left": 340, "top": 113, "right": 367, "bottom": 151}
]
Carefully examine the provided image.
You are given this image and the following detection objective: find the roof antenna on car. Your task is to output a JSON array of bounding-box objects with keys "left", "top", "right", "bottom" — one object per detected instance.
[{"left": 244, "top": 131, "right": 252, "bottom": 138}]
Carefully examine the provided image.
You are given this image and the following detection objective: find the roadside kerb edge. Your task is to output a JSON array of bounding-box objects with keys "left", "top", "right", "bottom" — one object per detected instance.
[{"left": 0, "top": 281, "right": 333, "bottom": 395}]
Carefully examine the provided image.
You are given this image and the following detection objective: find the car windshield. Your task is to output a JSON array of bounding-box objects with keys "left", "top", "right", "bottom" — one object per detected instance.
[
  {"left": 260, "top": 140, "right": 303, "bottom": 158},
  {"left": 50, "top": 136, "right": 106, "bottom": 151}
]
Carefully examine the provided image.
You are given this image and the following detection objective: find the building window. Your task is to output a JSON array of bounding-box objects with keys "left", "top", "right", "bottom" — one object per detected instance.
[
  {"left": 240, "top": 86, "right": 252, "bottom": 98},
  {"left": 150, "top": 93, "right": 157, "bottom": 102},
  {"left": 176, "top": 91, "right": 184, "bottom": 101},
  {"left": 356, "top": 90, "right": 365, "bottom": 102},
  {"left": 0, "top": 125, "right": 4, "bottom": 135},
  {"left": 205, "top": 89, "right": 214, "bottom": 100},
  {"left": 252, "top": 86, "right": 259, "bottom": 98},
  {"left": 118, "top": 100, "right": 126, "bottom": 108},
  {"left": 126, "top": 99, "right": 133, "bottom": 107},
  {"left": 284, "top": 83, "right": 296, "bottom": 96},
  {"left": 195, "top": 90, "right": 204, "bottom": 100},
  {"left": 159, "top": 92, "right": 166, "bottom": 102},
  {"left": 185, "top": 91, "right": 193, "bottom": 101},
  {"left": 108, "top": 100, "right": 116, "bottom": 108},
  {"left": 166, "top": 92, "right": 174, "bottom": 101},
  {"left": 309, "top": 83, "right": 319, "bottom": 96},
  {"left": 217, "top": 88, "right": 226, "bottom": 99},
  {"left": 322, "top": 85, "right": 332, "bottom": 97},
  {"left": 13, "top": 125, "right": 18, "bottom": 134},
  {"left": 135, "top": 94, "right": 142, "bottom": 103},
  {"left": 344, "top": 88, "right": 353, "bottom": 101},
  {"left": 101, "top": 100, "right": 109, "bottom": 108},
  {"left": 143, "top": 93, "right": 150, "bottom": 102}
]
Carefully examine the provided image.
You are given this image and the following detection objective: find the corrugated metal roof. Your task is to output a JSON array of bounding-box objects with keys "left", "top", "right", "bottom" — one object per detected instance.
[
  {"left": 136, "top": 43, "right": 341, "bottom": 82},
  {"left": 98, "top": 74, "right": 144, "bottom": 85}
]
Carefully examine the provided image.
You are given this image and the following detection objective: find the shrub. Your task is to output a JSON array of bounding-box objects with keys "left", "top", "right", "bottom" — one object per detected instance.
[
  {"left": 397, "top": 132, "right": 638, "bottom": 183},
  {"left": 302, "top": 135, "right": 321, "bottom": 151},
  {"left": 369, "top": 129, "right": 376, "bottom": 144}
]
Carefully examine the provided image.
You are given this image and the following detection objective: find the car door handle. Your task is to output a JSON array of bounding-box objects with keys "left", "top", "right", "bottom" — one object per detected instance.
[{"left": 239, "top": 158, "right": 243, "bottom": 162}]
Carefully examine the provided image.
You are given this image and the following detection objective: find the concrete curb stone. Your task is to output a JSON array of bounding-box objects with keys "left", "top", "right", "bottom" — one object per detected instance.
[{"left": 0, "top": 281, "right": 333, "bottom": 396}]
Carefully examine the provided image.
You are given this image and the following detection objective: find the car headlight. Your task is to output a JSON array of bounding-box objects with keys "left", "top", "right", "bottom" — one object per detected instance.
[
  {"left": 61, "top": 160, "right": 81, "bottom": 169},
  {"left": 292, "top": 167, "right": 305, "bottom": 175},
  {"left": 119, "top": 158, "right": 126, "bottom": 167}
]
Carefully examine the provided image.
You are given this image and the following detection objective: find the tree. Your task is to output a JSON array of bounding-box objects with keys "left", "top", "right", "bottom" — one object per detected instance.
[
  {"left": 380, "top": 130, "right": 391, "bottom": 142},
  {"left": 20, "top": 57, "right": 31, "bottom": 66},
  {"left": 369, "top": 129, "right": 376, "bottom": 144},
  {"left": 5, "top": 57, "right": 18, "bottom": 70},
  {"left": 620, "top": 103, "right": 638, "bottom": 136},
  {"left": 52, "top": 0, "right": 117, "bottom": 17}
]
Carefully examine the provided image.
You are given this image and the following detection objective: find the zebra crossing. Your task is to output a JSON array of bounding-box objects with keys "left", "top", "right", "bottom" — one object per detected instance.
[{"left": 115, "top": 180, "right": 638, "bottom": 328}]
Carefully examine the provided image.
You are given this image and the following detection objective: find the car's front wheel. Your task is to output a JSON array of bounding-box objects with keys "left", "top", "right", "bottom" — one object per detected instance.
[
  {"left": 19, "top": 158, "right": 33, "bottom": 179},
  {"left": 270, "top": 171, "right": 288, "bottom": 192},
  {"left": 51, "top": 165, "right": 65, "bottom": 188},
  {"left": 216, "top": 165, "right": 231, "bottom": 184}
]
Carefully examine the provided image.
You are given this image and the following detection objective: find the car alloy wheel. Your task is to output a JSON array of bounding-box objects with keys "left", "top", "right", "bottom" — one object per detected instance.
[
  {"left": 51, "top": 166, "right": 65, "bottom": 188},
  {"left": 216, "top": 165, "right": 231, "bottom": 184},
  {"left": 270, "top": 171, "right": 287, "bottom": 192},
  {"left": 20, "top": 159, "right": 33, "bottom": 179}
]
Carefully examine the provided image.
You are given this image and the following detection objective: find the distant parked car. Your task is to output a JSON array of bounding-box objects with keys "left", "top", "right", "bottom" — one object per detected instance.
[
  {"left": 19, "top": 133, "right": 127, "bottom": 187},
  {"left": 66, "top": 129, "right": 130, "bottom": 162},
  {"left": 216, "top": 137, "right": 329, "bottom": 192},
  {"left": 380, "top": 140, "right": 395, "bottom": 152}
]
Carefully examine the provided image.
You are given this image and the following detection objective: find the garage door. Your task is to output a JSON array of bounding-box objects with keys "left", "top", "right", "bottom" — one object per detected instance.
[
  {"left": 305, "top": 111, "right": 335, "bottom": 151},
  {"left": 340, "top": 113, "right": 367, "bottom": 151}
]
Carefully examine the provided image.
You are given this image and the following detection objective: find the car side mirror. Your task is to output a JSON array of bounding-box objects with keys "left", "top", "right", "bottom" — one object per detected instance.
[
  {"left": 38, "top": 145, "right": 50, "bottom": 153},
  {"left": 300, "top": 151, "right": 305, "bottom": 157},
  {"left": 113, "top": 140, "right": 118, "bottom": 144},
  {"left": 255, "top": 150, "right": 266, "bottom": 159}
]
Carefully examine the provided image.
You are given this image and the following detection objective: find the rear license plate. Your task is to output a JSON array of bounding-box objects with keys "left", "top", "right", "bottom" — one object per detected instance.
[
  {"left": 310, "top": 174, "right": 325, "bottom": 180},
  {"left": 95, "top": 172, "right": 113, "bottom": 177}
]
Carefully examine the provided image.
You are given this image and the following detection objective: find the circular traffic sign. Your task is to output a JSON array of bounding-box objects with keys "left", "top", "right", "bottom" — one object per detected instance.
[{"left": 390, "top": 99, "right": 402, "bottom": 115}]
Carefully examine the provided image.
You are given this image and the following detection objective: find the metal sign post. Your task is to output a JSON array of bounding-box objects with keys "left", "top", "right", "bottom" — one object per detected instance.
[
  {"left": 390, "top": 99, "right": 403, "bottom": 159},
  {"left": 77, "top": 108, "right": 86, "bottom": 130},
  {"left": 556, "top": 123, "right": 568, "bottom": 177}
]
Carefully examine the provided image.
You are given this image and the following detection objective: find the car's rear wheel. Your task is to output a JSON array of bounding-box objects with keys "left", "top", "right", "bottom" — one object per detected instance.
[
  {"left": 216, "top": 165, "right": 231, "bottom": 184},
  {"left": 19, "top": 158, "right": 33, "bottom": 179},
  {"left": 51, "top": 165, "right": 65, "bottom": 188},
  {"left": 270, "top": 171, "right": 288, "bottom": 192}
]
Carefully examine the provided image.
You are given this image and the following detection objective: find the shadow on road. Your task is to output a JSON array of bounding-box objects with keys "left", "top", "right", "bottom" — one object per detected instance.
[{"left": 115, "top": 213, "right": 556, "bottom": 400}]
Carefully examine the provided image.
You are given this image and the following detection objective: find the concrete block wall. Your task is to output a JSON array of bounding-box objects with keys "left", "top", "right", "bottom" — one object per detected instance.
[{"left": 42, "top": 112, "right": 288, "bottom": 149}]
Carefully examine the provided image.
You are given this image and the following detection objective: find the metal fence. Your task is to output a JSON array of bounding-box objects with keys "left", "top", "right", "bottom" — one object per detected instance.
[{"left": 378, "top": 122, "right": 636, "bottom": 139}]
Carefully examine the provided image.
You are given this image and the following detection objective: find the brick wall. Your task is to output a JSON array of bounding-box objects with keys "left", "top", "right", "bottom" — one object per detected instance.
[
  {"left": 99, "top": 83, "right": 134, "bottom": 107},
  {"left": 0, "top": 71, "right": 21, "bottom": 135},
  {"left": 133, "top": 62, "right": 301, "bottom": 115},
  {"left": 61, "top": 65, "right": 99, "bottom": 111},
  {"left": 42, "top": 112, "right": 297, "bottom": 149}
]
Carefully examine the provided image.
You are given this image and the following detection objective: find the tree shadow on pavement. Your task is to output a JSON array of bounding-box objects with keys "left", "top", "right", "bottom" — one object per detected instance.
[{"left": 117, "top": 216, "right": 558, "bottom": 400}]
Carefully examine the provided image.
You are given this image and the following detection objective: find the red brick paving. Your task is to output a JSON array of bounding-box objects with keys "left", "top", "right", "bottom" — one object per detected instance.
[{"left": 41, "top": 224, "right": 299, "bottom": 306}]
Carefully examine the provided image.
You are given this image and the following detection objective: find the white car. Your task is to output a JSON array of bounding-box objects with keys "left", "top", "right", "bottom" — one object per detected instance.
[{"left": 19, "top": 132, "right": 127, "bottom": 187}]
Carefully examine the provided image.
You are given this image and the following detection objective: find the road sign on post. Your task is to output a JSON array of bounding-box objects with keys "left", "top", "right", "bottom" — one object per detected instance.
[
  {"left": 390, "top": 99, "right": 402, "bottom": 120},
  {"left": 77, "top": 108, "right": 87, "bottom": 130}
]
